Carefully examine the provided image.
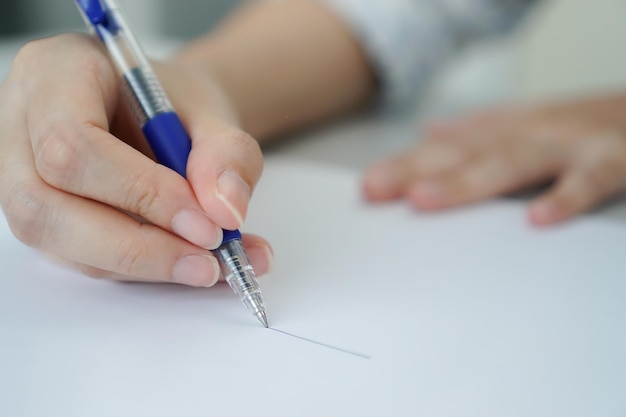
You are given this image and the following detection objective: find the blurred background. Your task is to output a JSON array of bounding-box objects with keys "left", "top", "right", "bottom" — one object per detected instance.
[
  {"left": 2, "top": 0, "right": 626, "bottom": 102},
  {"left": 2, "top": 0, "right": 626, "bottom": 214},
  {"left": 0, "top": 0, "right": 242, "bottom": 39}
]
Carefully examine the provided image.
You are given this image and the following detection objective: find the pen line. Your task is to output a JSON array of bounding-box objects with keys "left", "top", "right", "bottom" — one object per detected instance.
[{"left": 269, "top": 327, "right": 371, "bottom": 360}]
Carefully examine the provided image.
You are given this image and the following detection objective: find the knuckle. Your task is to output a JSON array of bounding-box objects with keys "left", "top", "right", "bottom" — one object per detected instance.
[
  {"left": 13, "top": 34, "right": 113, "bottom": 90},
  {"left": 114, "top": 230, "right": 150, "bottom": 277},
  {"left": 125, "top": 168, "right": 168, "bottom": 220},
  {"left": 4, "top": 183, "right": 51, "bottom": 247},
  {"left": 34, "top": 123, "right": 84, "bottom": 188},
  {"left": 232, "top": 129, "right": 261, "bottom": 157},
  {"left": 231, "top": 129, "right": 263, "bottom": 176},
  {"left": 13, "top": 36, "right": 74, "bottom": 76},
  {"left": 586, "top": 162, "right": 619, "bottom": 195},
  {"left": 13, "top": 39, "right": 49, "bottom": 69},
  {"left": 15, "top": 34, "right": 94, "bottom": 64}
]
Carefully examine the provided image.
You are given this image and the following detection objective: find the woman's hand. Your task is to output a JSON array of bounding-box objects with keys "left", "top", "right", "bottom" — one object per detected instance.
[
  {"left": 0, "top": 33, "right": 272, "bottom": 285},
  {"left": 363, "top": 96, "right": 626, "bottom": 225}
]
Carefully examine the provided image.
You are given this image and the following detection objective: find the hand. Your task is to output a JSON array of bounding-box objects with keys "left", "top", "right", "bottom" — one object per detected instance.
[
  {"left": 362, "top": 96, "right": 626, "bottom": 225},
  {"left": 0, "top": 33, "right": 272, "bottom": 286}
]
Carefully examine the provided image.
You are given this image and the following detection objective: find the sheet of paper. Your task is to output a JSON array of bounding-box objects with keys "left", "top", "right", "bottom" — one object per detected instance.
[{"left": 1, "top": 156, "right": 625, "bottom": 416}]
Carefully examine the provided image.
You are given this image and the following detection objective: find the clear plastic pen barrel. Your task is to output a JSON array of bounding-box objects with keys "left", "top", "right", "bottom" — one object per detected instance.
[
  {"left": 90, "top": 0, "right": 175, "bottom": 126},
  {"left": 215, "top": 240, "right": 268, "bottom": 326}
]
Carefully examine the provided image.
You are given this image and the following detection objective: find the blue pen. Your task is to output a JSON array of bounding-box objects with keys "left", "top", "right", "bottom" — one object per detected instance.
[{"left": 75, "top": 0, "right": 268, "bottom": 327}]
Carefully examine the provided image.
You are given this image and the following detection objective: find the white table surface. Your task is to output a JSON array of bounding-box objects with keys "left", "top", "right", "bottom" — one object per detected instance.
[
  {"left": 2, "top": 157, "right": 626, "bottom": 417},
  {"left": 2, "top": 25, "right": 626, "bottom": 417}
]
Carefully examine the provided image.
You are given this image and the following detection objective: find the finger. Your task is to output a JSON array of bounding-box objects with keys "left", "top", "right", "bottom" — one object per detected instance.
[
  {"left": 48, "top": 233, "right": 273, "bottom": 282},
  {"left": 363, "top": 108, "right": 529, "bottom": 202},
  {"left": 16, "top": 34, "right": 118, "bottom": 127},
  {"left": 407, "top": 143, "right": 563, "bottom": 210},
  {"left": 21, "top": 40, "right": 223, "bottom": 251},
  {"left": 29, "top": 121, "right": 224, "bottom": 250},
  {"left": 362, "top": 141, "right": 467, "bottom": 201},
  {"left": 185, "top": 113, "right": 264, "bottom": 230},
  {"left": 528, "top": 143, "right": 626, "bottom": 225},
  {"left": 150, "top": 63, "right": 264, "bottom": 230},
  {"left": 5, "top": 181, "right": 221, "bottom": 287},
  {"left": 40, "top": 253, "right": 166, "bottom": 283},
  {"left": 1, "top": 107, "right": 219, "bottom": 287},
  {"left": 240, "top": 233, "right": 274, "bottom": 277},
  {"left": 362, "top": 155, "right": 412, "bottom": 201}
]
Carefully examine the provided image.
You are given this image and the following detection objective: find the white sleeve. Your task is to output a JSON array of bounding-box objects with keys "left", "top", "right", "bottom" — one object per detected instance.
[{"left": 319, "top": 0, "right": 536, "bottom": 104}]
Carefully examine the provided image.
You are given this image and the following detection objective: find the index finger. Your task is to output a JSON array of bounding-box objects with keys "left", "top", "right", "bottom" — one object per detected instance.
[{"left": 21, "top": 35, "right": 224, "bottom": 249}]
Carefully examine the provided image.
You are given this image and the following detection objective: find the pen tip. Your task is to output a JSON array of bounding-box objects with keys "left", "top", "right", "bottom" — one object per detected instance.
[{"left": 257, "top": 310, "right": 269, "bottom": 328}]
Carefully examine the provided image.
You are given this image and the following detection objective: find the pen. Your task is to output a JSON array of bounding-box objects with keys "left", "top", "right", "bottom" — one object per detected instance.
[{"left": 75, "top": 0, "right": 269, "bottom": 327}]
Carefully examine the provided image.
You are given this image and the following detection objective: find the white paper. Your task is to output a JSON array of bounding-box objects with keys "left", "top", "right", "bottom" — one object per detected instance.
[{"left": 1, "top": 156, "right": 625, "bottom": 417}]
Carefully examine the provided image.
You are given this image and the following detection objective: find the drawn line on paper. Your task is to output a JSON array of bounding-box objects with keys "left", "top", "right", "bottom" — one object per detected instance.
[{"left": 269, "top": 327, "right": 371, "bottom": 360}]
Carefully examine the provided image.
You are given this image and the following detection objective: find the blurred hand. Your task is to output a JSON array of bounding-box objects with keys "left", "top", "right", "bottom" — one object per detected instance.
[
  {"left": 363, "top": 96, "right": 626, "bottom": 225},
  {"left": 0, "top": 33, "right": 272, "bottom": 286}
]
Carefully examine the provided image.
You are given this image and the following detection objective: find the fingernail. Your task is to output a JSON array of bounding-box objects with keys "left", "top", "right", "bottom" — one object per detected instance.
[
  {"left": 413, "top": 180, "right": 445, "bottom": 201},
  {"left": 172, "top": 254, "right": 220, "bottom": 287},
  {"left": 172, "top": 209, "right": 223, "bottom": 249},
  {"left": 216, "top": 170, "right": 251, "bottom": 228},
  {"left": 364, "top": 163, "right": 396, "bottom": 191},
  {"left": 409, "top": 180, "right": 448, "bottom": 210},
  {"left": 529, "top": 201, "right": 560, "bottom": 224},
  {"left": 245, "top": 244, "right": 274, "bottom": 276}
]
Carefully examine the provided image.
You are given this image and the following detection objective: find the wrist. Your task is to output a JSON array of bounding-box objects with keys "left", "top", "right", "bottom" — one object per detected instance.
[{"left": 169, "top": 0, "right": 377, "bottom": 141}]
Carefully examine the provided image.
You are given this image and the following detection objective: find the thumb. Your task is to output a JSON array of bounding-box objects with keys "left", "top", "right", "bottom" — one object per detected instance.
[
  {"left": 185, "top": 114, "right": 263, "bottom": 230},
  {"left": 152, "top": 62, "right": 263, "bottom": 230}
]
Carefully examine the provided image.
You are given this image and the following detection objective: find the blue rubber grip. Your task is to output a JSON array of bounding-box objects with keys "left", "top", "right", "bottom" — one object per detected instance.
[
  {"left": 76, "top": 0, "right": 106, "bottom": 25},
  {"left": 223, "top": 229, "right": 242, "bottom": 241},
  {"left": 142, "top": 112, "right": 191, "bottom": 178},
  {"left": 141, "top": 112, "right": 241, "bottom": 244}
]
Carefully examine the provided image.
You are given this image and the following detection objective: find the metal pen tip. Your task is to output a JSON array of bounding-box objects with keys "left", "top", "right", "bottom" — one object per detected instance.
[{"left": 256, "top": 310, "right": 269, "bottom": 328}]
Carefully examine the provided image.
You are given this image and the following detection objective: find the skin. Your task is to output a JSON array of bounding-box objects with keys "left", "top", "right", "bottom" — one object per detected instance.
[
  {"left": 174, "top": 0, "right": 376, "bottom": 140},
  {"left": 1, "top": 0, "right": 626, "bottom": 286},
  {"left": 0, "top": 35, "right": 270, "bottom": 286},
  {"left": 362, "top": 96, "right": 626, "bottom": 225},
  {"left": 0, "top": 0, "right": 374, "bottom": 286}
]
